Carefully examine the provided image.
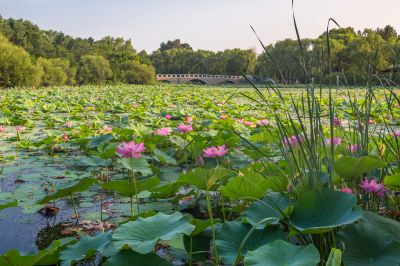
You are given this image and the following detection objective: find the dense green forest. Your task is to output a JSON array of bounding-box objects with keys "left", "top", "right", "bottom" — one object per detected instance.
[{"left": 0, "top": 15, "right": 399, "bottom": 87}]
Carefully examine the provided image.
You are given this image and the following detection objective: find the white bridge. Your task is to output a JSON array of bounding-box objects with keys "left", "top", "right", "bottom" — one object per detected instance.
[{"left": 156, "top": 74, "right": 246, "bottom": 85}]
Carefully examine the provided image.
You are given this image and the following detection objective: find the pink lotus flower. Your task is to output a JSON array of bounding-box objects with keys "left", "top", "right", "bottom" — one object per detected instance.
[
  {"left": 347, "top": 144, "right": 359, "bottom": 154},
  {"left": 165, "top": 114, "right": 172, "bottom": 120},
  {"left": 283, "top": 135, "right": 302, "bottom": 147},
  {"left": 341, "top": 187, "right": 353, "bottom": 194},
  {"left": 116, "top": 141, "right": 145, "bottom": 158},
  {"left": 395, "top": 103, "right": 400, "bottom": 108},
  {"left": 368, "top": 119, "right": 376, "bottom": 125},
  {"left": 325, "top": 137, "right": 342, "bottom": 146},
  {"left": 103, "top": 125, "right": 112, "bottom": 133},
  {"left": 333, "top": 117, "right": 342, "bottom": 126},
  {"left": 28, "top": 109, "right": 34, "bottom": 114},
  {"left": 244, "top": 121, "right": 255, "bottom": 127},
  {"left": 177, "top": 124, "right": 193, "bottom": 133},
  {"left": 203, "top": 145, "right": 229, "bottom": 158},
  {"left": 185, "top": 116, "right": 193, "bottom": 123},
  {"left": 257, "top": 119, "right": 269, "bottom": 126},
  {"left": 156, "top": 127, "right": 172, "bottom": 136},
  {"left": 0, "top": 126, "right": 6, "bottom": 132},
  {"left": 393, "top": 130, "right": 400, "bottom": 137},
  {"left": 16, "top": 126, "right": 25, "bottom": 132},
  {"left": 64, "top": 121, "right": 73, "bottom": 128},
  {"left": 360, "top": 178, "right": 388, "bottom": 197},
  {"left": 62, "top": 134, "right": 68, "bottom": 142},
  {"left": 220, "top": 115, "right": 227, "bottom": 120},
  {"left": 236, "top": 118, "right": 244, "bottom": 124}
]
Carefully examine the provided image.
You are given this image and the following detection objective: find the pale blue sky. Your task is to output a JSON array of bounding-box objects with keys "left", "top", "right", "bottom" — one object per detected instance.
[{"left": 0, "top": 0, "right": 399, "bottom": 53}]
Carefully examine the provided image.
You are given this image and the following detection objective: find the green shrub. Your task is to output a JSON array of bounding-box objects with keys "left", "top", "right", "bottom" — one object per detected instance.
[
  {"left": 0, "top": 35, "right": 42, "bottom": 88},
  {"left": 77, "top": 55, "right": 112, "bottom": 85}
]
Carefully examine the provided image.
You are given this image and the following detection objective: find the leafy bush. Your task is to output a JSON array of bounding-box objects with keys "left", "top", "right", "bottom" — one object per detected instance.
[
  {"left": 77, "top": 55, "right": 112, "bottom": 85},
  {"left": 0, "top": 34, "right": 42, "bottom": 87},
  {"left": 116, "top": 60, "right": 156, "bottom": 85}
]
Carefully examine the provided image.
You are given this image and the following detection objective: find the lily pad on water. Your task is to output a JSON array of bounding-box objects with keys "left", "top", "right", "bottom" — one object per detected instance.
[
  {"left": 244, "top": 240, "right": 320, "bottom": 266},
  {"left": 0, "top": 200, "right": 18, "bottom": 211},
  {"left": 112, "top": 212, "right": 195, "bottom": 254},
  {"left": 290, "top": 189, "right": 363, "bottom": 234}
]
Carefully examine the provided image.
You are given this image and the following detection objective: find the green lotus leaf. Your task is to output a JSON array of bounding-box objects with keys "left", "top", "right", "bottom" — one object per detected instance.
[
  {"left": 101, "top": 176, "right": 160, "bottom": 197},
  {"left": 60, "top": 231, "right": 113, "bottom": 266},
  {"left": 244, "top": 240, "right": 320, "bottom": 266},
  {"left": 118, "top": 157, "right": 153, "bottom": 176},
  {"left": 153, "top": 148, "right": 177, "bottom": 165},
  {"left": 334, "top": 156, "right": 386, "bottom": 180},
  {"left": 337, "top": 222, "right": 400, "bottom": 266},
  {"left": 220, "top": 173, "right": 271, "bottom": 201},
  {"left": 0, "top": 238, "right": 76, "bottom": 266},
  {"left": 0, "top": 200, "right": 18, "bottom": 210},
  {"left": 290, "top": 189, "right": 363, "bottom": 234},
  {"left": 383, "top": 174, "right": 400, "bottom": 190},
  {"left": 215, "top": 221, "right": 286, "bottom": 265},
  {"left": 89, "top": 134, "right": 113, "bottom": 149},
  {"left": 361, "top": 211, "right": 400, "bottom": 243},
  {"left": 104, "top": 249, "right": 172, "bottom": 266},
  {"left": 37, "top": 178, "right": 98, "bottom": 204},
  {"left": 243, "top": 192, "right": 290, "bottom": 229},
  {"left": 177, "top": 166, "right": 229, "bottom": 190},
  {"left": 112, "top": 212, "right": 195, "bottom": 254}
]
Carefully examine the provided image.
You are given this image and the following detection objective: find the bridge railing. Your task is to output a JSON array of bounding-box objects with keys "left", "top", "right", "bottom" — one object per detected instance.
[{"left": 156, "top": 74, "right": 244, "bottom": 79}]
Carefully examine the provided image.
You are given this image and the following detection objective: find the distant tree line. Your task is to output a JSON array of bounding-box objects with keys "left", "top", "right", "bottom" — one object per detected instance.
[
  {"left": 0, "top": 16, "right": 156, "bottom": 87},
  {"left": 0, "top": 15, "right": 399, "bottom": 87}
]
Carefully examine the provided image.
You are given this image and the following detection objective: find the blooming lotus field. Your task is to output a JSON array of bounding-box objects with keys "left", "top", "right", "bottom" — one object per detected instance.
[{"left": 0, "top": 84, "right": 400, "bottom": 265}]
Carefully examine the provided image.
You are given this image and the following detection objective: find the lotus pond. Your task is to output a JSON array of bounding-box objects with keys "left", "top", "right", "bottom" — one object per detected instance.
[{"left": 0, "top": 85, "right": 400, "bottom": 265}]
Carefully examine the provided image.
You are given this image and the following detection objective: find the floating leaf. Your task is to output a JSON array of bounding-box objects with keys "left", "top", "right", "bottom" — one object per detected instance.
[{"left": 0, "top": 200, "right": 18, "bottom": 210}]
